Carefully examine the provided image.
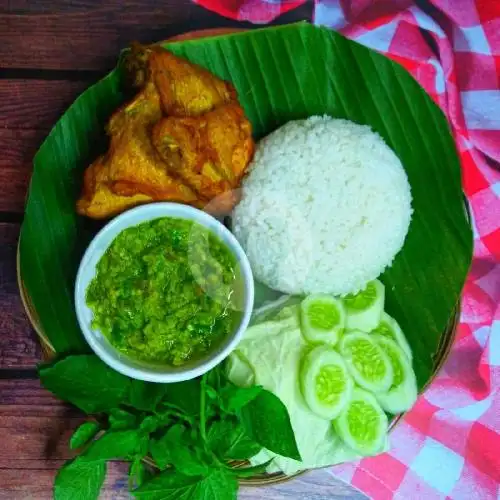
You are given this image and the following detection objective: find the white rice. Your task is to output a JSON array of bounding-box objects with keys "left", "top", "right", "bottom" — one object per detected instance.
[{"left": 232, "top": 116, "right": 413, "bottom": 296}]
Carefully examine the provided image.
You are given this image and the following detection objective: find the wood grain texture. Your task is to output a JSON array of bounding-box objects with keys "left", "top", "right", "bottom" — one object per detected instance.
[
  {"left": 0, "top": 80, "right": 92, "bottom": 212},
  {"left": 0, "top": 79, "right": 90, "bottom": 129},
  {"left": 240, "top": 469, "right": 365, "bottom": 500},
  {"left": 0, "top": 380, "right": 127, "bottom": 499},
  {"left": 0, "top": 223, "right": 41, "bottom": 368},
  {"left": 0, "top": 2, "right": 312, "bottom": 70},
  {"left": 0, "top": 462, "right": 135, "bottom": 500},
  {"left": 0, "top": 379, "right": 81, "bottom": 500},
  {"left": 0, "top": 129, "right": 45, "bottom": 212}
]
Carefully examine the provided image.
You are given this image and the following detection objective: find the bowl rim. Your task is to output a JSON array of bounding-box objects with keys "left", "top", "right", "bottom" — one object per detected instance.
[{"left": 74, "top": 202, "right": 255, "bottom": 383}]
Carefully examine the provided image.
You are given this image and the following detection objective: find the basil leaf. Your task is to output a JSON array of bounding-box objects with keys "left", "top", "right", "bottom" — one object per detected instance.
[
  {"left": 108, "top": 408, "right": 138, "bottom": 430},
  {"left": 150, "top": 424, "right": 209, "bottom": 477},
  {"left": 82, "top": 430, "right": 142, "bottom": 461},
  {"left": 204, "top": 366, "right": 222, "bottom": 391},
  {"left": 54, "top": 459, "right": 106, "bottom": 500},
  {"left": 232, "top": 459, "right": 273, "bottom": 478},
  {"left": 197, "top": 469, "right": 238, "bottom": 500},
  {"left": 129, "top": 457, "right": 149, "bottom": 490},
  {"left": 140, "top": 415, "right": 162, "bottom": 435},
  {"left": 129, "top": 380, "right": 168, "bottom": 411},
  {"left": 204, "top": 385, "right": 219, "bottom": 400},
  {"left": 219, "top": 385, "right": 263, "bottom": 413},
  {"left": 241, "top": 390, "right": 301, "bottom": 461},
  {"left": 156, "top": 404, "right": 193, "bottom": 423},
  {"left": 207, "top": 419, "right": 261, "bottom": 461},
  {"left": 69, "top": 421, "right": 100, "bottom": 450},
  {"left": 133, "top": 469, "right": 237, "bottom": 500},
  {"left": 162, "top": 379, "right": 201, "bottom": 416},
  {"left": 149, "top": 438, "right": 171, "bottom": 470},
  {"left": 133, "top": 470, "right": 200, "bottom": 500},
  {"left": 39, "top": 355, "right": 130, "bottom": 414}
]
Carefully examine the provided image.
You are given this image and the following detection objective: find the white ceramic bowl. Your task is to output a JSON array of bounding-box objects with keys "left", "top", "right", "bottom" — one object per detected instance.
[{"left": 75, "top": 202, "right": 254, "bottom": 383}]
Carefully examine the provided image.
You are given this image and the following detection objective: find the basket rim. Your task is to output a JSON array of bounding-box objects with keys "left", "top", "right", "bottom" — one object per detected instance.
[{"left": 16, "top": 26, "right": 463, "bottom": 485}]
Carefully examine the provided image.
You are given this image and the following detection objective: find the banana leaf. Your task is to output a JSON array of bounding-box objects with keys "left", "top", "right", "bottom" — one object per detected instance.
[{"left": 19, "top": 23, "right": 472, "bottom": 390}]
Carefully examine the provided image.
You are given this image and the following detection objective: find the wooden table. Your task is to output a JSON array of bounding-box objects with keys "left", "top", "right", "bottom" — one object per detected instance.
[{"left": 0, "top": 1, "right": 364, "bottom": 498}]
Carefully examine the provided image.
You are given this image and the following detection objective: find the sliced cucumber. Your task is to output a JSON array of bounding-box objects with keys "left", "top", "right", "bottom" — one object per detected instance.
[
  {"left": 372, "top": 335, "right": 418, "bottom": 414},
  {"left": 300, "top": 346, "right": 353, "bottom": 420},
  {"left": 344, "top": 280, "right": 385, "bottom": 332},
  {"left": 300, "top": 295, "right": 345, "bottom": 346},
  {"left": 371, "top": 312, "right": 412, "bottom": 360},
  {"left": 333, "top": 387, "right": 388, "bottom": 456},
  {"left": 226, "top": 351, "right": 255, "bottom": 387},
  {"left": 338, "top": 331, "right": 393, "bottom": 393}
]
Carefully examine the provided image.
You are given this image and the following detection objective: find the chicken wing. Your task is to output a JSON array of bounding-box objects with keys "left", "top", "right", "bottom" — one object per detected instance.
[{"left": 126, "top": 43, "right": 237, "bottom": 116}]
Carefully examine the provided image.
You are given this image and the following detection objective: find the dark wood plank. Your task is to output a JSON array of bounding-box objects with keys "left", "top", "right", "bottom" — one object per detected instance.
[
  {"left": 0, "top": 223, "right": 41, "bottom": 368},
  {"left": 0, "top": 378, "right": 127, "bottom": 499},
  {"left": 0, "top": 461, "right": 132, "bottom": 500},
  {"left": 0, "top": 80, "right": 91, "bottom": 212},
  {"left": 0, "top": 2, "right": 312, "bottom": 71},
  {"left": 0, "top": 469, "right": 61, "bottom": 500},
  {"left": 240, "top": 469, "right": 364, "bottom": 500},
  {"left": 0, "top": 79, "right": 90, "bottom": 129},
  {"left": 0, "top": 129, "right": 44, "bottom": 213},
  {"left": 1, "top": 0, "right": 176, "bottom": 11},
  {"left": 0, "top": 78, "right": 92, "bottom": 212},
  {"left": 0, "top": 380, "right": 81, "bottom": 465}
]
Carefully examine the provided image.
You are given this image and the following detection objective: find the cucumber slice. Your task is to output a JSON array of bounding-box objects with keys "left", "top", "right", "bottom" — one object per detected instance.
[
  {"left": 371, "top": 312, "right": 412, "bottom": 360},
  {"left": 338, "top": 331, "right": 393, "bottom": 393},
  {"left": 226, "top": 351, "right": 255, "bottom": 387},
  {"left": 333, "top": 387, "right": 388, "bottom": 456},
  {"left": 300, "top": 295, "right": 346, "bottom": 346},
  {"left": 300, "top": 346, "right": 353, "bottom": 420},
  {"left": 372, "top": 335, "right": 418, "bottom": 414},
  {"left": 344, "top": 280, "right": 385, "bottom": 332}
]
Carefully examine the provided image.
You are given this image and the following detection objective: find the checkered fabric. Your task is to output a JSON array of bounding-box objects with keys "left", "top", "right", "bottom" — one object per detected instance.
[{"left": 195, "top": 1, "right": 500, "bottom": 498}]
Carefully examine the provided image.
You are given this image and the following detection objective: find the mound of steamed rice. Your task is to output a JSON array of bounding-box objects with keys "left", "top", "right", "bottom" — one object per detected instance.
[{"left": 232, "top": 116, "right": 413, "bottom": 296}]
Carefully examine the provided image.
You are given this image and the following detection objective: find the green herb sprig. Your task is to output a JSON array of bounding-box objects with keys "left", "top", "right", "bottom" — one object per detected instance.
[{"left": 39, "top": 354, "right": 300, "bottom": 500}]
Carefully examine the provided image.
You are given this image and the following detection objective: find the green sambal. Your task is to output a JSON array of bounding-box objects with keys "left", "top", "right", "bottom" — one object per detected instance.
[{"left": 86, "top": 217, "right": 241, "bottom": 366}]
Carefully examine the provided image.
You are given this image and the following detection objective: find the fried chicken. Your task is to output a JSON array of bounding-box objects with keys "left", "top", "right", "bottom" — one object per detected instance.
[{"left": 76, "top": 44, "right": 254, "bottom": 219}]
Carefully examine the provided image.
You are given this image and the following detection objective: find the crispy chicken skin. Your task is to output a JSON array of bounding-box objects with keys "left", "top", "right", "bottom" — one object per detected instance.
[
  {"left": 76, "top": 156, "right": 153, "bottom": 219},
  {"left": 151, "top": 103, "right": 254, "bottom": 200},
  {"left": 76, "top": 44, "right": 254, "bottom": 219},
  {"left": 77, "top": 82, "right": 199, "bottom": 218},
  {"left": 147, "top": 47, "right": 237, "bottom": 117}
]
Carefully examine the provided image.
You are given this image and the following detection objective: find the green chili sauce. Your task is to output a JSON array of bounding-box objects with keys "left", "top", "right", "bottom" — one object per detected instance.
[{"left": 86, "top": 217, "right": 241, "bottom": 366}]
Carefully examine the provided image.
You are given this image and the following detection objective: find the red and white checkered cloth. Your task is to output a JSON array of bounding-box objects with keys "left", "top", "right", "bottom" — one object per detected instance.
[{"left": 195, "top": 1, "right": 500, "bottom": 498}]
